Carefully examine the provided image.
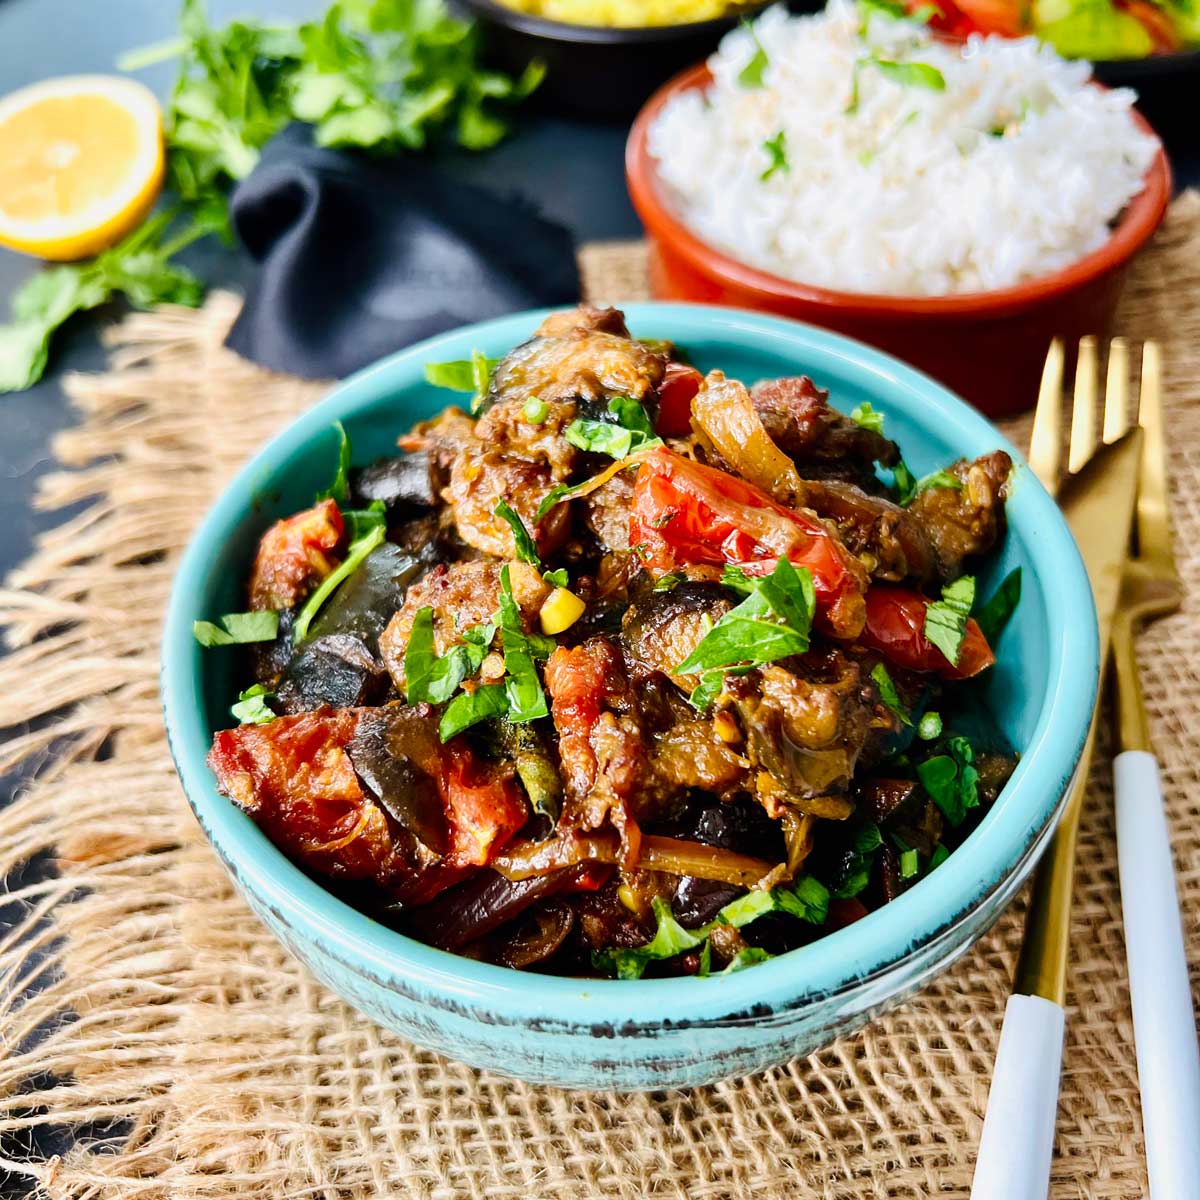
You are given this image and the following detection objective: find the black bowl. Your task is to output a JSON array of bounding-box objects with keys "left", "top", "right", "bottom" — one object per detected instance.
[{"left": 454, "top": 0, "right": 773, "bottom": 121}]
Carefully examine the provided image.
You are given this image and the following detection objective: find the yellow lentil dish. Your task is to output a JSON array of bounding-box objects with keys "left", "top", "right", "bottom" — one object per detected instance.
[{"left": 492, "top": 0, "right": 742, "bottom": 27}]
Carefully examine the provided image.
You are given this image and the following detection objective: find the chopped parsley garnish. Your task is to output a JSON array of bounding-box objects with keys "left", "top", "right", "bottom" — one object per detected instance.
[
  {"left": 893, "top": 461, "right": 963, "bottom": 506},
  {"left": 917, "top": 710, "right": 943, "bottom": 740},
  {"left": 917, "top": 735, "right": 979, "bottom": 827},
  {"left": 494, "top": 499, "right": 541, "bottom": 567},
  {"left": 315, "top": 420, "right": 351, "bottom": 506},
  {"left": 498, "top": 564, "right": 549, "bottom": 724},
  {"left": 850, "top": 401, "right": 885, "bottom": 435},
  {"left": 292, "top": 523, "right": 386, "bottom": 644},
  {"left": 974, "top": 567, "right": 1022, "bottom": 645},
  {"left": 193, "top": 609, "right": 279, "bottom": 647},
  {"left": 923, "top": 575, "right": 975, "bottom": 666},
  {"left": 593, "top": 874, "right": 830, "bottom": 979},
  {"left": 846, "top": 55, "right": 945, "bottom": 115},
  {"left": 870, "top": 662, "right": 911, "bottom": 726},
  {"left": 737, "top": 18, "right": 770, "bottom": 88},
  {"left": 542, "top": 568, "right": 569, "bottom": 588},
  {"left": 341, "top": 499, "right": 387, "bottom": 540},
  {"left": 760, "top": 130, "right": 789, "bottom": 182},
  {"left": 834, "top": 823, "right": 884, "bottom": 898},
  {"left": 439, "top": 684, "right": 509, "bottom": 741},
  {"left": 231, "top": 683, "right": 275, "bottom": 724},
  {"left": 424, "top": 349, "right": 499, "bottom": 413},
  {"left": 677, "top": 557, "right": 816, "bottom": 710},
  {"left": 404, "top": 609, "right": 498, "bottom": 706},
  {"left": 563, "top": 396, "right": 661, "bottom": 460}
]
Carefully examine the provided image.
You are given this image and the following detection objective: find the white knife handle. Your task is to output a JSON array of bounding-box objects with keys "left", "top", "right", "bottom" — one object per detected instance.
[
  {"left": 1114, "top": 750, "right": 1200, "bottom": 1200},
  {"left": 971, "top": 993, "right": 1065, "bottom": 1200}
]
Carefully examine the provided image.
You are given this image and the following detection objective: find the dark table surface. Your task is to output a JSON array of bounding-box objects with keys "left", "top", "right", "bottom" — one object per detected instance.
[{"left": 0, "top": 0, "right": 1197, "bottom": 584}]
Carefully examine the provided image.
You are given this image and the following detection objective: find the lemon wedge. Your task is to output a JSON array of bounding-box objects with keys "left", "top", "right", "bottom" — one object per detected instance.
[{"left": 0, "top": 75, "right": 164, "bottom": 262}]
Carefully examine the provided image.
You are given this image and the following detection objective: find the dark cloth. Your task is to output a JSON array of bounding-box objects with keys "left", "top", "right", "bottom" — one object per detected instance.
[{"left": 225, "top": 128, "right": 580, "bottom": 379}]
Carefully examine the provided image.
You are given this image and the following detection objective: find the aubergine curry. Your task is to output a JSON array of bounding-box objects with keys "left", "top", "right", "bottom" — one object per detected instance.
[{"left": 200, "top": 306, "right": 1020, "bottom": 978}]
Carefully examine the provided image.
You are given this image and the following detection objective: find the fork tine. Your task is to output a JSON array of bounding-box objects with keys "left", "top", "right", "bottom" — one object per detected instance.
[
  {"left": 1103, "top": 338, "right": 1130, "bottom": 443},
  {"left": 1068, "top": 336, "right": 1098, "bottom": 475},
  {"left": 1136, "top": 341, "right": 1173, "bottom": 569},
  {"left": 1030, "top": 339, "right": 1064, "bottom": 495}
]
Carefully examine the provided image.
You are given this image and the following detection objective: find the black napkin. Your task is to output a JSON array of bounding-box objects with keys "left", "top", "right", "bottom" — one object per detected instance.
[{"left": 225, "top": 128, "right": 581, "bottom": 379}]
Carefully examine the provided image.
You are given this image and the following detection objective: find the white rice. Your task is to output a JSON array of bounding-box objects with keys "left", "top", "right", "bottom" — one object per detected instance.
[{"left": 647, "top": 1, "right": 1159, "bottom": 297}]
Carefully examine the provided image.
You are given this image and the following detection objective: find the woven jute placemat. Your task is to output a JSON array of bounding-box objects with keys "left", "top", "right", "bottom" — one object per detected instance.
[{"left": 1, "top": 195, "right": 1197, "bottom": 1200}]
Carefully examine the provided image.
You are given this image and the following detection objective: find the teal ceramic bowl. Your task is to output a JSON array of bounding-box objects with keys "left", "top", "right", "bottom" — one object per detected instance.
[{"left": 162, "top": 304, "right": 1098, "bottom": 1091}]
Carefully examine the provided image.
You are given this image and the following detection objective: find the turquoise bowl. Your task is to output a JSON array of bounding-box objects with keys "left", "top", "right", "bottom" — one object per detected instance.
[{"left": 162, "top": 304, "right": 1098, "bottom": 1091}]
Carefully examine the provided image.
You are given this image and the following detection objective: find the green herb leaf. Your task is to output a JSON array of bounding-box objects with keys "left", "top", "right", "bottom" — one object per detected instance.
[
  {"left": 439, "top": 683, "right": 509, "bottom": 741},
  {"left": 687, "top": 670, "right": 727, "bottom": 713},
  {"left": 917, "top": 710, "right": 943, "bottom": 740},
  {"left": 316, "top": 421, "right": 352, "bottom": 505},
  {"left": 858, "top": 0, "right": 910, "bottom": 21},
  {"left": 407, "top": 608, "right": 497, "bottom": 706},
  {"left": 917, "top": 735, "right": 979, "bottom": 827},
  {"left": 593, "top": 896, "right": 705, "bottom": 980},
  {"left": 914, "top": 469, "right": 963, "bottom": 496},
  {"left": 974, "top": 566, "right": 1022, "bottom": 645},
  {"left": 563, "top": 398, "right": 662, "bottom": 460},
  {"left": 231, "top": 683, "right": 276, "bottom": 724},
  {"left": 737, "top": 19, "right": 770, "bottom": 88},
  {"left": 923, "top": 575, "right": 976, "bottom": 667},
  {"left": 928, "top": 843, "right": 950, "bottom": 871},
  {"left": 403, "top": 606, "right": 438, "bottom": 703},
  {"left": 534, "top": 461, "right": 640, "bottom": 522},
  {"left": 494, "top": 499, "right": 541, "bottom": 567},
  {"left": 653, "top": 571, "right": 685, "bottom": 593},
  {"left": 341, "top": 499, "right": 387, "bottom": 540},
  {"left": 760, "top": 130, "right": 789, "bottom": 182},
  {"left": 892, "top": 458, "right": 919, "bottom": 505},
  {"left": 542, "top": 567, "right": 569, "bottom": 588},
  {"left": 193, "top": 609, "right": 279, "bottom": 646},
  {"left": 834, "top": 823, "right": 884, "bottom": 898},
  {"left": 677, "top": 557, "right": 815, "bottom": 677},
  {"left": 498, "top": 564, "right": 548, "bottom": 724},
  {"left": 293, "top": 524, "right": 386, "bottom": 643},
  {"left": 850, "top": 401, "right": 885, "bottom": 435},
  {"left": 721, "top": 947, "right": 772, "bottom": 973},
  {"left": 872, "top": 57, "right": 946, "bottom": 92},
  {"left": 870, "top": 662, "right": 911, "bottom": 726}
]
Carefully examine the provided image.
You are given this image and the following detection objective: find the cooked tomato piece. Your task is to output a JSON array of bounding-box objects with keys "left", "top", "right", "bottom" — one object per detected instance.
[
  {"left": 654, "top": 362, "right": 704, "bottom": 437},
  {"left": 208, "top": 707, "right": 527, "bottom": 900},
  {"left": 628, "top": 447, "right": 868, "bottom": 638},
  {"left": 248, "top": 498, "right": 344, "bottom": 611},
  {"left": 827, "top": 897, "right": 870, "bottom": 929},
  {"left": 941, "top": 0, "right": 1027, "bottom": 34},
  {"left": 860, "top": 585, "right": 994, "bottom": 680}
]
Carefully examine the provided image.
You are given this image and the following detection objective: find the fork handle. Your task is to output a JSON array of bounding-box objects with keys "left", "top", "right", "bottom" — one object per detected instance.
[
  {"left": 1114, "top": 750, "right": 1200, "bottom": 1200},
  {"left": 971, "top": 993, "right": 1064, "bottom": 1200}
]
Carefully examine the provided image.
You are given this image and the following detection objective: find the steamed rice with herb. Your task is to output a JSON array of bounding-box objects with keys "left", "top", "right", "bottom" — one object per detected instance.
[{"left": 647, "top": 0, "right": 1159, "bottom": 297}]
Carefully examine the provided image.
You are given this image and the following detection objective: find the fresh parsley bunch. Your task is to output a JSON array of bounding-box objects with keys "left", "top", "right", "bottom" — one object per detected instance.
[{"left": 0, "top": 0, "right": 541, "bottom": 394}]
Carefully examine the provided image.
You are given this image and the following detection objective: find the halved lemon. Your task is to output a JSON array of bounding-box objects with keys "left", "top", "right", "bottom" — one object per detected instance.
[{"left": 0, "top": 75, "right": 165, "bottom": 262}]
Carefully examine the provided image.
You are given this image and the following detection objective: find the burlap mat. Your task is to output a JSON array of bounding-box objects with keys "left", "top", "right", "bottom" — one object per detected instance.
[{"left": 1, "top": 196, "right": 1197, "bottom": 1200}]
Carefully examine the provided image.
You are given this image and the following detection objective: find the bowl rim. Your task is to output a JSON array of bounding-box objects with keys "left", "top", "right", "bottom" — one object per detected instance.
[
  {"left": 162, "top": 302, "right": 1098, "bottom": 1028},
  {"left": 626, "top": 63, "right": 1172, "bottom": 318},
  {"left": 458, "top": 0, "right": 770, "bottom": 42}
]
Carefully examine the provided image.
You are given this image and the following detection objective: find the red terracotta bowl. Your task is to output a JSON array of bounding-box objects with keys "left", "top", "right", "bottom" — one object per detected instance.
[{"left": 626, "top": 64, "right": 1172, "bottom": 417}]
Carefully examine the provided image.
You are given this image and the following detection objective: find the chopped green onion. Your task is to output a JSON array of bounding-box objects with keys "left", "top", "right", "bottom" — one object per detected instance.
[
  {"left": 917, "top": 710, "right": 943, "bottom": 740},
  {"left": 850, "top": 401, "right": 885, "bottom": 435},
  {"left": 522, "top": 396, "right": 549, "bottom": 424},
  {"left": 899, "top": 847, "right": 920, "bottom": 879},
  {"left": 738, "top": 18, "right": 770, "bottom": 87}
]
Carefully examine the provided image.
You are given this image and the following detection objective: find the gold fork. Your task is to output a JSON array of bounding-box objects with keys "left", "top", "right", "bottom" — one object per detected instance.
[
  {"left": 973, "top": 338, "right": 1143, "bottom": 1200},
  {"left": 1104, "top": 343, "right": 1200, "bottom": 1198}
]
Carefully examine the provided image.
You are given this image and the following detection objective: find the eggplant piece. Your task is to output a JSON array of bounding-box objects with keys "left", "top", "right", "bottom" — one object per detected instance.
[
  {"left": 669, "top": 798, "right": 786, "bottom": 928},
  {"left": 405, "top": 866, "right": 575, "bottom": 951},
  {"left": 251, "top": 605, "right": 299, "bottom": 686},
  {"left": 307, "top": 542, "right": 426, "bottom": 654},
  {"left": 276, "top": 634, "right": 391, "bottom": 714},
  {"left": 485, "top": 900, "right": 575, "bottom": 970},
  {"left": 855, "top": 777, "right": 920, "bottom": 826},
  {"left": 349, "top": 453, "right": 437, "bottom": 514},
  {"left": 345, "top": 707, "right": 447, "bottom": 860},
  {"left": 621, "top": 580, "right": 731, "bottom": 680}
]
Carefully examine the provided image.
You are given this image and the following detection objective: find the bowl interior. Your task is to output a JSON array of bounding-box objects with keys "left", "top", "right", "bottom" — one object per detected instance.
[{"left": 164, "top": 304, "right": 1097, "bottom": 1024}]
